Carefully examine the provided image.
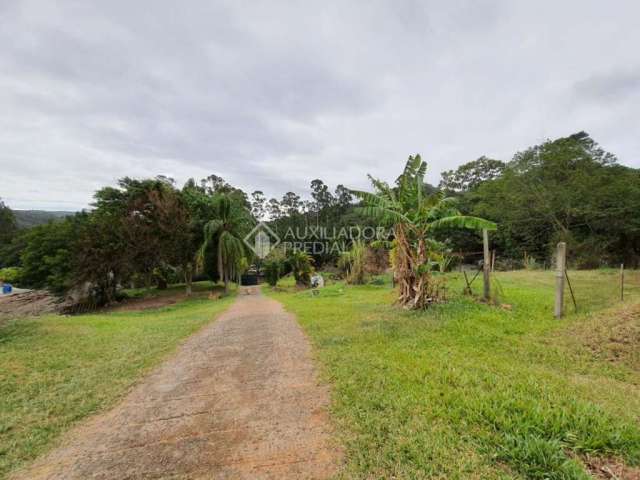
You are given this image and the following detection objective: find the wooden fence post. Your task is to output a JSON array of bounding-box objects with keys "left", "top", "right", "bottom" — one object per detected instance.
[
  {"left": 620, "top": 263, "right": 625, "bottom": 301},
  {"left": 483, "top": 229, "right": 490, "bottom": 301},
  {"left": 554, "top": 242, "right": 566, "bottom": 318}
]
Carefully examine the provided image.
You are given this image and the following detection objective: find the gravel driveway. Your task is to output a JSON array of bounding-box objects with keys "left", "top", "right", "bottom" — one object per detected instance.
[{"left": 12, "top": 287, "right": 341, "bottom": 479}]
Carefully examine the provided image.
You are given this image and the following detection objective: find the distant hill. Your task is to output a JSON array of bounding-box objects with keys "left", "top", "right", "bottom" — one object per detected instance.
[{"left": 12, "top": 210, "right": 75, "bottom": 229}]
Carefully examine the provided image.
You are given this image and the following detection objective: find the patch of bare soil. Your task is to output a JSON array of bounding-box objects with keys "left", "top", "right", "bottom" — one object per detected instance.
[
  {"left": 582, "top": 455, "right": 640, "bottom": 479},
  {"left": 106, "top": 291, "right": 206, "bottom": 313},
  {"left": 12, "top": 287, "right": 342, "bottom": 479},
  {"left": 0, "top": 290, "right": 62, "bottom": 320},
  {"left": 568, "top": 302, "right": 640, "bottom": 370}
]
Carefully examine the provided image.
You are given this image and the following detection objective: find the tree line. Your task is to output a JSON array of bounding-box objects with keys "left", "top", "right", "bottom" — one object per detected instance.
[
  {"left": 438, "top": 131, "right": 640, "bottom": 268},
  {"left": 0, "top": 174, "right": 358, "bottom": 302},
  {"left": 1, "top": 176, "right": 252, "bottom": 302},
  {"left": 1, "top": 130, "right": 638, "bottom": 305}
]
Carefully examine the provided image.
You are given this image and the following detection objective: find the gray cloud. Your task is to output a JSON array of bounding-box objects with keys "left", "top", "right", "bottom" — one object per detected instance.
[
  {"left": 574, "top": 70, "right": 640, "bottom": 103},
  {"left": 1, "top": 0, "right": 639, "bottom": 210}
]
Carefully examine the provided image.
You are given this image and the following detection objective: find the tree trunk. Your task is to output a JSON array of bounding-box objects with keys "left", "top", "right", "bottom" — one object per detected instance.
[
  {"left": 393, "top": 224, "right": 435, "bottom": 309},
  {"left": 184, "top": 263, "right": 193, "bottom": 296},
  {"left": 157, "top": 276, "right": 168, "bottom": 290},
  {"left": 217, "top": 243, "right": 225, "bottom": 292}
]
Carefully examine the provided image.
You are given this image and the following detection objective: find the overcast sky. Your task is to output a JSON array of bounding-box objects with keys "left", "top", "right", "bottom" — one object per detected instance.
[{"left": 1, "top": 1, "right": 639, "bottom": 211}]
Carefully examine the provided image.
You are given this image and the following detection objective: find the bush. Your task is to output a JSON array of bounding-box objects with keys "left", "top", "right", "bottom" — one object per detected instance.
[
  {"left": 263, "top": 258, "right": 282, "bottom": 286},
  {"left": 287, "top": 250, "right": 314, "bottom": 287},
  {"left": 0, "top": 266, "right": 22, "bottom": 284},
  {"left": 19, "top": 217, "right": 84, "bottom": 294},
  {"left": 338, "top": 241, "right": 367, "bottom": 285},
  {"left": 262, "top": 248, "right": 287, "bottom": 287}
]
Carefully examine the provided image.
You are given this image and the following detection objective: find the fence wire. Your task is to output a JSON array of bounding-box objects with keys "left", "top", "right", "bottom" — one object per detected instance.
[{"left": 448, "top": 268, "right": 640, "bottom": 316}]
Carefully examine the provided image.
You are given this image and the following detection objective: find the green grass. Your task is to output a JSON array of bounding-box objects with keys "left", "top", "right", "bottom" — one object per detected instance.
[
  {"left": 483, "top": 269, "right": 640, "bottom": 314},
  {"left": 120, "top": 279, "right": 224, "bottom": 298},
  {"left": 267, "top": 270, "right": 640, "bottom": 479},
  {"left": 0, "top": 289, "right": 235, "bottom": 478}
]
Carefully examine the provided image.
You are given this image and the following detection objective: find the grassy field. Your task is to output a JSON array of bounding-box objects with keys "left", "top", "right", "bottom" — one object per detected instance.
[
  {"left": 485, "top": 268, "right": 640, "bottom": 314},
  {"left": 268, "top": 270, "right": 640, "bottom": 479},
  {"left": 0, "top": 282, "right": 234, "bottom": 478}
]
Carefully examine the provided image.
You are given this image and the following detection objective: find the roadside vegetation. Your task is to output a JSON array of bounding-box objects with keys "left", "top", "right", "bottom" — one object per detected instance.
[
  {"left": 0, "top": 283, "right": 234, "bottom": 478},
  {"left": 1, "top": 129, "right": 639, "bottom": 480},
  {"left": 2, "top": 131, "right": 639, "bottom": 305},
  {"left": 267, "top": 271, "right": 640, "bottom": 479}
]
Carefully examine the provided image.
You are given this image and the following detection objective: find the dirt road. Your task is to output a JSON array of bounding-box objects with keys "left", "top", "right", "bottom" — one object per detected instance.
[{"left": 13, "top": 287, "right": 341, "bottom": 479}]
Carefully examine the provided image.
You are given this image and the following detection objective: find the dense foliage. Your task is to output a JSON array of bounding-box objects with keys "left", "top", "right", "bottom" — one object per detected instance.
[
  {"left": 287, "top": 250, "right": 315, "bottom": 287},
  {"left": 199, "top": 194, "right": 253, "bottom": 293},
  {"left": 19, "top": 215, "right": 86, "bottom": 294},
  {"left": 442, "top": 132, "right": 640, "bottom": 268},
  {"left": 263, "top": 248, "right": 287, "bottom": 287},
  {"left": 0, "top": 266, "right": 21, "bottom": 284},
  {"left": 1, "top": 130, "right": 638, "bottom": 299},
  {"left": 0, "top": 177, "right": 254, "bottom": 303},
  {"left": 0, "top": 198, "right": 17, "bottom": 244},
  {"left": 338, "top": 240, "right": 367, "bottom": 285}
]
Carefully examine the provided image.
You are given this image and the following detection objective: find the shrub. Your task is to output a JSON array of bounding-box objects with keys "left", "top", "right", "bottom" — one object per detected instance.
[
  {"left": 262, "top": 248, "right": 287, "bottom": 287},
  {"left": 338, "top": 240, "right": 367, "bottom": 284},
  {"left": 263, "top": 258, "right": 282, "bottom": 286},
  {"left": 0, "top": 266, "right": 22, "bottom": 284},
  {"left": 287, "top": 250, "right": 314, "bottom": 287}
]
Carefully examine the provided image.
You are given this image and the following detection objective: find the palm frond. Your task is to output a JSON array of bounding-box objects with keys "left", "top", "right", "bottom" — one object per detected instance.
[
  {"left": 354, "top": 205, "right": 411, "bottom": 225},
  {"left": 350, "top": 189, "right": 394, "bottom": 208},
  {"left": 218, "top": 231, "right": 245, "bottom": 261},
  {"left": 203, "top": 219, "right": 223, "bottom": 244},
  {"left": 415, "top": 156, "right": 427, "bottom": 183},
  {"left": 427, "top": 215, "right": 497, "bottom": 231},
  {"left": 214, "top": 194, "right": 232, "bottom": 220},
  {"left": 425, "top": 196, "right": 461, "bottom": 220},
  {"left": 364, "top": 176, "right": 397, "bottom": 202}
]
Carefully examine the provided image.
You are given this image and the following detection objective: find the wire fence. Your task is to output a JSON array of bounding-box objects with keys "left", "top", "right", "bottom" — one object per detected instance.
[
  {"left": 446, "top": 243, "right": 640, "bottom": 316},
  {"left": 563, "top": 268, "right": 640, "bottom": 314},
  {"left": 449, "top": 267, "right": 640, "bottom": 317}
]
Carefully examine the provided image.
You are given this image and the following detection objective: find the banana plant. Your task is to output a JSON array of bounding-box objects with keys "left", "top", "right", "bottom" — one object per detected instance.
[{"left": 351, "top": 154, "right": 496, "bottom": 309}]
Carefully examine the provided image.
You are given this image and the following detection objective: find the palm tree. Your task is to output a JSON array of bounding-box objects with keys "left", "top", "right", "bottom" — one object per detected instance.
[
  {"left": 352, "top": 154, "right": 496, "bottom": 309},
  {"left": 200, "top": 194, "right": 251, "bottom": 293},
  {"left": 287, "top": 250, "right": 314, "bottom": 287}
]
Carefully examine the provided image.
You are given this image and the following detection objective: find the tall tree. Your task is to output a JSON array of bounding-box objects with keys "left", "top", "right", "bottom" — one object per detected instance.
[
  {"left": 181, "top": 180, "right": 217, "bottom": 293},
  {"left": 470, "top": 131, "right": 640, "bottom": 266},
  {"left": 20, "top": 214, "right": 87, "bottom": 294},
  {"left": 200, "top": 194, "right": 252, "bottom": 293},
  {"left": 90, "top": 177, "right": 193, "bottom": 291},
  {"left": 439, "top": 156, "right": 506, "bottom": 193},
  {"left": 267, "top": 198, "right": 283, "bottom": 220},
  {"left": 74, "top": 211, "right": 128, "bottom": 304},
  {"left": 0, "top": 198, "right": 17, "bottom": 243},
  {"left": 334, "top": 184, "right": 353, "bottom": 210},
  {"left": 200, "top": 174, "right": 250, "bottom": 208},
  {"left": 250, "top": 190, "right": 267, "bottom": 220},
  {"left": 310, "top": 179, "right": 334, "bottom": 212},
  {"left": 280, "top": 192, "right": 302, "bottom": 216}
]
